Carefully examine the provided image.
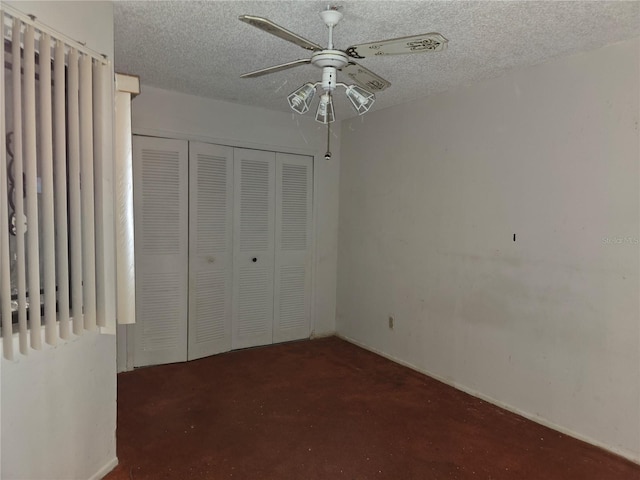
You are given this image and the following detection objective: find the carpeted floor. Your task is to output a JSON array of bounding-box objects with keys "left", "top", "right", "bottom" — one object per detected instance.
[{"left": 105, "top": 336, "right": 639, "bottom": 479}]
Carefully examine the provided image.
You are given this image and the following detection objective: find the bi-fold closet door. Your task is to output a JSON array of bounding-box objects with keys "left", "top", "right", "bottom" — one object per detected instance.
[
  {"left": 231, "top": 148, "right": 276, "bottom": 350},
  {"left": 188, "top": 142, "right": 234, "bottom": 360},
  {"left": 133, "top": 136, "right": 313, "bottom": 367},
  {"left": 133, "top": 136, "right": 189, "bottom": 367}
]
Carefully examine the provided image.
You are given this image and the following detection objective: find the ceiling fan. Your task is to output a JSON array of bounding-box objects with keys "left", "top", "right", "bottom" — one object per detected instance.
[{"left": 239, "top": 5, "right": 448, "bottom": 126}]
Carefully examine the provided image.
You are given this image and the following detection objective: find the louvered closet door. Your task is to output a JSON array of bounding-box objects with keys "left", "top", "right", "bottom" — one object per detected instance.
[
  {"left": 274, "top": 154, "right": 313, "bottom": 342},
  {"left": 232, "top": 148, "right": 276, "bottom": 349},
  {"left": 188, "top": 142, "right": 233, "bottom": 360},
  {"left": 133, "top": 136, "right": 188, "bottom": 367}
]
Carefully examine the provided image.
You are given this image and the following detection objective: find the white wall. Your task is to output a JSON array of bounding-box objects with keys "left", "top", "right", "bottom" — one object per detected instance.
[
  {"left": 2, "top": 333, "right": 117, "bottom": 480},
  {"left": 120, "top": 86, "right": 339, "bottom": 368},
  {"left": 337, "top": 37, "right": 639, "bottom": 462},
  {"left": 1, "top": 2, "right": 117, "bottom": 479},
  {"left": 4, "top": 1, "right": 113, "bottom": 58}
]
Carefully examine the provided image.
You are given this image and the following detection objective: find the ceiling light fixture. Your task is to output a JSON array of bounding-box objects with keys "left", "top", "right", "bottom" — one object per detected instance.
[
  {"left": 287, "top": 82, "right": 316, "bottom": 114},
  {"left": 239, "top": 5, "right": 448, "bottom": 159},
  {"left": 286, "top": 79, "right": 375, "bottom": 124},
  {"left": 345, "top": 84, "right": 375, "bottom": 115},
  {"left": 315, "top": 92, "right": 335, "bottom": 124}
]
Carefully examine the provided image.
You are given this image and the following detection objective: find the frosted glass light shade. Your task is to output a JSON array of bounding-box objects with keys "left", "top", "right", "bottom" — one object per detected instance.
[
  {"left": 345, "top": 84, "right": 375, "bottom": 115},
  {"left": 315, "top": 93, "right": 335, "bottom": 124},
  {"left": 287, "top": 83, "right": 316, "bottom": 114}
]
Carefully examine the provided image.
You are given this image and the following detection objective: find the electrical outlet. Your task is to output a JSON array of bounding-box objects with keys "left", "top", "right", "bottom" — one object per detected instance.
[{"left": 388, "top": 315, "right": 394, "bottom": 330}]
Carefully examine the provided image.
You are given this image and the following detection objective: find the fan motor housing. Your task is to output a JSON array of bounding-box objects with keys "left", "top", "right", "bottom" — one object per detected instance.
[{"left": 311, "top": 50, "right": 349, "bottom": 69}]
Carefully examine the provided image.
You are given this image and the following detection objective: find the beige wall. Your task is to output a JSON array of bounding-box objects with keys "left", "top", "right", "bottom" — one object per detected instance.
[
  {"left": 337, "top": 37, "right": 639, "bottom": 461},
  {"left": 0, "top": 2, "right": 117, "bottom": 479}
]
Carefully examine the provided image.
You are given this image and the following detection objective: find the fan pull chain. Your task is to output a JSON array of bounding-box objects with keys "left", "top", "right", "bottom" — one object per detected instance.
[{"left": 325, "top": 122, "right": 331, "bottom": 160}]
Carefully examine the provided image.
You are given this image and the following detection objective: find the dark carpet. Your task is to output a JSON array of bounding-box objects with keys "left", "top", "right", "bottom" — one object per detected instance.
[{"left": 105, "top": 336, "right": 639, "bottom": 479}]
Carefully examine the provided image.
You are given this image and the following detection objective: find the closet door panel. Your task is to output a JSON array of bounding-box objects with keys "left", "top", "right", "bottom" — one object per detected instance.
[
  {"left": 188, "top": 142, "right": 234, "bottom": 360},
  {"left": 274, "top": 153, "right": 313, "bottom": 343},
  {"left": 133, "top": 136, "right": 188, "bottom": 367},
  {"left": 232, "top": 148, "right": 275, "bottom": 349}
]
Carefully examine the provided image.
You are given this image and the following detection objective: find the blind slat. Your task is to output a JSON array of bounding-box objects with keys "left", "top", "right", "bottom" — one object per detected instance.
[
  {"left": 12, "top": 18, "right": 28, "bottom": 354},
  {"left": 0, "top": 17, "right": 13, "bottom": 359},
  {"left": 68, "top": 48, "right": 83, "bottom": 335},
  {"left": 94, "top": 61, "right": 106, "bottom": 329},
  {"left": 39, "top": 33, "right": 57, "bottom": 346},
  {"left": 94, "top": 62, "right": 116, "bottom": 330},
  {"left": 80, "top": 54, "right": 97, "bottom": 331},
  {"left": 54, "top": 39, "right": 70, "bottom": 339},
  {"left": 24, "top": 25, "right": 42, "bottom": 349}
]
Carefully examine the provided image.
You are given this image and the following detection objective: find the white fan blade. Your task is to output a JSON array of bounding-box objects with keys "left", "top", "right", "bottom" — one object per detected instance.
[
  {"left": 345, "top": 33, "right": 448, "bottom": 59},
  {"left": 240, "top": 59, "right": 311, "bottom": 78},
  {"left": 341, "top": 63, "right": 391, "bottom": 92},
  {"left": 239, "top": 15, "right": 323, "bottom": 52}
]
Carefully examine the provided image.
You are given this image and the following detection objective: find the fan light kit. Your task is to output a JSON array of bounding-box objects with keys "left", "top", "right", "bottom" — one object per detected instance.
[{"left": 239, "top": 6, "right": 448, "bottom": 158}]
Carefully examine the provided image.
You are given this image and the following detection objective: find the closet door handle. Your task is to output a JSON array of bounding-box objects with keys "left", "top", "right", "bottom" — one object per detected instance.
[{"left": 252, "top": 257, "right": 257, "bottom": 263}]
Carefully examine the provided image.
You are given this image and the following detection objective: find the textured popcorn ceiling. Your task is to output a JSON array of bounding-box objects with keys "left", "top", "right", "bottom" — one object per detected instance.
[{"left": 114, "top": 1, "right": 640, "bottom": 118}]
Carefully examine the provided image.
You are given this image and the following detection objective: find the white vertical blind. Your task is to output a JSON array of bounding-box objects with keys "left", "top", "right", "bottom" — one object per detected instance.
[
  {"left": 94, "top": 62, "right": 116, "bottom": 331},
  {"left": 0, "top": 16, "right": 13, "bottom": 359},
  {"left": 0, "top": 6, "right": 120, "bottom": 358},
  {"left": 39, "top": 33, "right": 57, "bottom": 346},
  {"left": 68, "top": 47, "right": 83, "bottom": 336},
  {"left": 80, "top": 54, "right": 97, "bottom": 331},
  {"left": 12, "top": 17, "right": 28, "bottom": 354},
  {"left": 24, "top": 24, "right": 42, "bottom": 349},
  {"left": 54, "top": 39, "right": 70, "bottom": 339}
]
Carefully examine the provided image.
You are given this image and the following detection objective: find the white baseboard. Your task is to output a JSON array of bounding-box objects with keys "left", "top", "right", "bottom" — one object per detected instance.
[
  {"left": 310, "top": 330, "right": 335, "bottom": 339},
  {"left": 337, "top": 334, "right": 640, "bottom": 465},
  {"left": 88, "top": 456, "right": 118, "bottom": 480}
]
